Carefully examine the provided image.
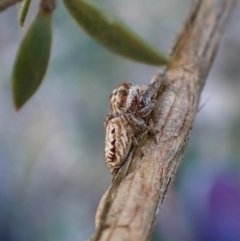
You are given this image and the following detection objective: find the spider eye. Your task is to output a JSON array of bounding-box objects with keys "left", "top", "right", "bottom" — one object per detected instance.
[{"left": 120, "top": 90, "right": 127, "bottom": 96}]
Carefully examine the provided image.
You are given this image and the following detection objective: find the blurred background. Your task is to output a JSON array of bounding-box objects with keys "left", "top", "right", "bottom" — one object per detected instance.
[{"left": 0, "top": 0, "right": 240, "bottom": 241}]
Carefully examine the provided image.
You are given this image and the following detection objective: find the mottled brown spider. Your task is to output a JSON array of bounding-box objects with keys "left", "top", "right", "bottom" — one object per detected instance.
[{"left": 104, "top": 71, "right": 165, "bottom": 175}]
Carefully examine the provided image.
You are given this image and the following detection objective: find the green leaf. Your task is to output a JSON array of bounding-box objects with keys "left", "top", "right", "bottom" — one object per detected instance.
[
  {"left": 17, "top": 0, "right": 32, "bottom": 27},
  {"left": 12, "top": 11, "right": 52, "bottom": 110},
  {"left": 63, "top": 0, "right": 169, "bottom": 66}
]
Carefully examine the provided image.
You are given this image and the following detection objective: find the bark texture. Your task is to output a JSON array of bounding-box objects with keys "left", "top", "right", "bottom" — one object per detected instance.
[{"left": 90, "top": 0, "right": 236, "bottom": 240}]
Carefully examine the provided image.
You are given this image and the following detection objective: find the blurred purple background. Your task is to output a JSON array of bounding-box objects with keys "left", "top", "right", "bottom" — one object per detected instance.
[{"left": 0, "top": 1, "right": 240, "bottom": 241}]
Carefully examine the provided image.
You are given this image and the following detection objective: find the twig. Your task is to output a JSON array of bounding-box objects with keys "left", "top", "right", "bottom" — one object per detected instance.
[{"left": 90, "top": 0, "right": 236, "bottom": 240}]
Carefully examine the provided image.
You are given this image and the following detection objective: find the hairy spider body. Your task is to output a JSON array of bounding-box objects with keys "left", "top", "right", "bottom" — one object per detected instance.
[
  {"left": 105, "top": 113, "right": 151, "bottom": 174},
  {"left": 105, "top": 115, "right": 134, "bottom": 174},
  {"left": 104, "top": 73, "right": 165, "bottom": 174}
]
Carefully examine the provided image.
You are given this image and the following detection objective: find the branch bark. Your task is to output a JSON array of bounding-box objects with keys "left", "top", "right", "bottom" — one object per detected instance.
[{"left": 90, "top": 0, "right": 236, "bottom": 240}]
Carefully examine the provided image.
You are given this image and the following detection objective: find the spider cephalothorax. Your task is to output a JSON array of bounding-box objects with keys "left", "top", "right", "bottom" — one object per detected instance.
[{"left": 109, "top": 82, "right": 132, "bottom": 114}]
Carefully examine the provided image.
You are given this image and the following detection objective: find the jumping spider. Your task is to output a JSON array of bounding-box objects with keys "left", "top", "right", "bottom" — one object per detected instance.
[{"left": 104, "top": 73, "right": 165, "bottom": 175}]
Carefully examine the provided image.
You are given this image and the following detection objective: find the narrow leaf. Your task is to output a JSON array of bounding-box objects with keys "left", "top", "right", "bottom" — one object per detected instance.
[
  {"left": 63, "top": 0, "right": 169, "bottom": 66},
  {"left": 17, "top": 0, "right": 31, "bottom": 27},
  {"left": 12, "top": 11, "right": 52, "bottom": 110}
]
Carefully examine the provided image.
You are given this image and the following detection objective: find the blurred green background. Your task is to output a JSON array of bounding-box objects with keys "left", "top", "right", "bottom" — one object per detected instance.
[{"left": 0, "top": 1, "right": 240, "bottom": 241}]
